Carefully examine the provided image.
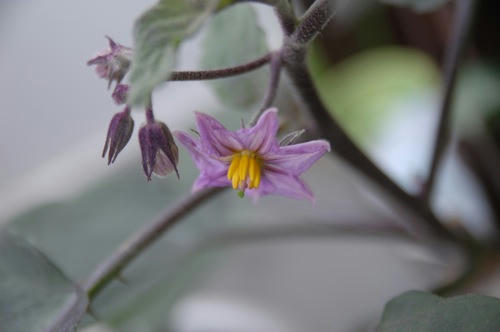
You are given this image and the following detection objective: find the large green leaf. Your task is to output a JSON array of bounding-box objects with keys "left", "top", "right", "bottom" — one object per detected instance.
[
  {"left": 0, "top": 231, "right": 88, "bottom": 332},
  {"left": 128, "top": 0, "right": 221, "bottom": 106},
  {"left": 377, "top": 290, "right": 500, "bottom": 332},
  {"left": 201, "top": 4, "right": 269, "bottom": 110},
  {"left": 379, "top": 0, "right": 450, "bottom": 13}
]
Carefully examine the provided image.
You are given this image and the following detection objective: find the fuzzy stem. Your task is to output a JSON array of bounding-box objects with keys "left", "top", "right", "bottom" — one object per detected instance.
[
  {"left": 145, "top": 107, "right": 155, "bottom": 124},
  {"left": 168, "top": 53, "right": 271, "bottom": 81},
  {"left": 420, "top": 0, "right": 475, "bottom": 202}
]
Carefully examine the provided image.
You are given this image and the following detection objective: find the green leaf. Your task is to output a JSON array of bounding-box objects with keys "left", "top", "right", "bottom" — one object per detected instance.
[
  {"left": 0, "top": 231, "right": 88, "bottom": 332},
  {"left": 377, "top": 290, "right": 500, "bottom": 332},
  {"left": 201, "top": 4, "right": 269, "bottom": 110},
  {"left": 128, "top": 0, "right": 221, "bottom": 106},
  {"left": 378, "top": 0, "right": 450, "bottom": 13}
]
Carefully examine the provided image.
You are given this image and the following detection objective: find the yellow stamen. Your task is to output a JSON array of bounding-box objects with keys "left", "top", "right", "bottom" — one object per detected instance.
[
  {"left": 232, "top": 171, "right": 240, "bottom": 190},
  {"left": 227, "top": 150, "right": 262, "bottom": 191},
  {"left": 227, "top": 154, "right": 240, "bottom": 180},
  {"left": 239, "top": 153, "right": 249, "bottom": 180},
  {"left": 253, "top": 165, "right": 261, "bottom": 188}
]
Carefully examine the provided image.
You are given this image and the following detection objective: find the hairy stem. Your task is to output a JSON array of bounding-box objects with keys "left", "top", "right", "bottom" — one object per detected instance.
[
  {"left": 168, "top": 53, "right": 271, "bottom": 81},
  {"left": 83, "top": 187, "right": 224, "bottom": 299},
  {"left": 420, "top": 0, "right": 475, "bottom": 202}
]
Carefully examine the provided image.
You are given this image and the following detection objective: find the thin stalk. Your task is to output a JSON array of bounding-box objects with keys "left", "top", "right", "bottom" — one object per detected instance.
[
  {"left": 83, "top": 187, "right": 224, "bottom": 299},
  {"left": 421, "top": 0, "right": 475, "bottom": 202},
  {"left": 168, "top": 53, "right": 271, "bottom": 81}
]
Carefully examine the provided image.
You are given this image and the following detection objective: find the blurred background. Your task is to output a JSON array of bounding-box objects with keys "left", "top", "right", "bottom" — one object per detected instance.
[{"left": 1, "top": 0, "right": 500, "bottom": 331}]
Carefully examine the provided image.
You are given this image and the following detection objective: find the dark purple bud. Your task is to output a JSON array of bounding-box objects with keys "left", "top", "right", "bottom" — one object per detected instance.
[
  {"left": 87, "top": 36, "right": 132, "bottom": 89},
  {"left": 102, "top": 107, "right": 134, "bottom": 165},
  {"left": 139, "top": 109, "right": 179, "bottom": 181},
  {"left": 112, "top": 84, "right": 129, "bottom": 105}
]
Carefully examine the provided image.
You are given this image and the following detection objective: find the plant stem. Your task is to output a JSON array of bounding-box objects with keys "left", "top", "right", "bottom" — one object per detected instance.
[
  {"left": 168, "top": 53, "right": 271, "bottom": 81},
  {"left": 250, "top": 51, "right": 283, "bottom": 126},
  {"left": 83, "top": 187, "right": 224, "bottom": 300},
  {"left": 420, "top": 0, "right": 475, "bottom": 202},
  {"left": 284, "top": 61, "right": 453, "bottom": 240}
]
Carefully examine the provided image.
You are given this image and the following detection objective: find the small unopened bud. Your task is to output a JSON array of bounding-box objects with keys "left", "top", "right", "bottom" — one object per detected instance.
[
  {"left": 112, "top": 84, "right": 129, "bottom": 105},
  {"left": 139, "top": 109, "right": 179, "bottom": 181},
  {"left": 87, "top": 36, "right": 132, "bottom": 88},
  {"left": 102, "top": 107, "right": 134, "bottom": 164}
]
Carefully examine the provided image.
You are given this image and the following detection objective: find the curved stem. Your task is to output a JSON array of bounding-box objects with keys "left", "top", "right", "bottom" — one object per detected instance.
[
  {"left": 83, "top": 187, "right": 224, "bottom": 299},
  {"left": 420, "top": 0, "right": 475, "bottom": 202},
  {"left": 250, "top": 51, "right": 283, "bottom": 126},
  {"left": 168, "top": 53, "right": 271, "bottom": 81}
]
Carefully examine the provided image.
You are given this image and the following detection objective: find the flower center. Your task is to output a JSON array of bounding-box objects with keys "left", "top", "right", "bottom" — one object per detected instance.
[{"left": 227, "top": 150, "right": 261, "bottom": 191}]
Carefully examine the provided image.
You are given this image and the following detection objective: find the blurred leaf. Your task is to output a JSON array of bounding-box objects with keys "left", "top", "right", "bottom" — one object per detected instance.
[
  {"left": 311, "top": 46, "right": 440, "bottom": 144},
  {"left": 377, "top": 290, "right": 500, "bottom": 332},
  {"left": 378, "top": 0, "right": 450, "bottom": 13},
  {"left": 128, "top": 0, "right": 220, "bottom": 106},
  {"left": 0, "top": 231, "right": 88, "bottom": 332},
  {"left": 201, "top": 4, "right": 269, "bottom": 110}
]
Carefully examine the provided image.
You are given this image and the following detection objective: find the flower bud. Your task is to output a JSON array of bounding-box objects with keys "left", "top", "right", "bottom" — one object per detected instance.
[
  {"left": 139, "top": 111, "right": 179, "bottom": 181},
  {"left": 87, "top": 36, "right": 132, "bottom": 88},
  {"left": 102, "top": 107, "right": 134, "bottom": 164},
  {"left": 112, "top": 84, "right": 129, "bottom": 105}
]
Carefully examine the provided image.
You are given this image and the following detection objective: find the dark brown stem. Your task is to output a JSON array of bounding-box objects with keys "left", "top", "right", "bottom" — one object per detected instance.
[
  {"left": 283, "top": 59, "right": 454, "bottom": 240},
  {"left": 168, "top": 53, "right": 271, "bottom": 81},
  {"left": 421, "top": 0, "right": 475, "bottom": 202}
]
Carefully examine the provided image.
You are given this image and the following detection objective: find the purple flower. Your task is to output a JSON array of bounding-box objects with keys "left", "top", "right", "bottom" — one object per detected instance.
[
  {"left": 87, "top": 36, "right": 132, "bottom": 88},
  {"left": 112, "top": 84, "right": 129, "bottom": 105},
  {"left": 102, "top": 107, "right": 134, "bottom": 164},
  {"left": 174, "top": 108, "right": 330, "bottom": 201},
  {"left": 139, "top": 108, "right": 179, "bottom": 181}
]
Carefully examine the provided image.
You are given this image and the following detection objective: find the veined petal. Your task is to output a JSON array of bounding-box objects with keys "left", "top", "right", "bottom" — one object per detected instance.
[
  {"left": 192, "top": 171, "right": 230, "bottom": 192},
  {"left": 195, "top": 112, "right": 243, "bottom": 157},
  {"left": 238, "top": 108, "right": 280, "bottom": 154},
  {"left": 264, "top": 140, "right": 330, "bottom": 175},
  {"left": 255, "top": 170, "right": 314, "bottom": 202},
  {"left": 174, "top": 131, "right": 226, "bottom": 174}
]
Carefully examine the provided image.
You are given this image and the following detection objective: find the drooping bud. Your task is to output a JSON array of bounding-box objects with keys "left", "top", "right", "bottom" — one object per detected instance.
[
  {"left": 87, "top": 36, "right": 132, "bottom": 88},
  {"left": 102, "top": 107, "right": 134, "bottom": 164},
  {"left": 139, "top": 108, "right": 179, "bottom": 181},
  {"left": 112, "top": 84, "right": 129, "bottom": 105}
]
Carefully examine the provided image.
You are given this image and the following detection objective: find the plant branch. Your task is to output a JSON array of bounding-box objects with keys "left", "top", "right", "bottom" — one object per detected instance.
[
  {"left": 250, "top": 51, "right": 283, "bottom": 126},
  {"left": 420, "top": 0, "right": 475, "bottom": 202},
  {"left": 83, "top": 187, "right": 225, "bottom": 300},
  {"left": 293, "top": 0, "right": 332, "bottom": 45},
  {"left": 168, "top": 53, "right": 271, "bottom": 81}
]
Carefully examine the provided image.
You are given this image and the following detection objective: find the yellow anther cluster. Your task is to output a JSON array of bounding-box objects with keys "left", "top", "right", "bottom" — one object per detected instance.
[{"left": 227, "top": 150, "right": 261, "bottom": 190}]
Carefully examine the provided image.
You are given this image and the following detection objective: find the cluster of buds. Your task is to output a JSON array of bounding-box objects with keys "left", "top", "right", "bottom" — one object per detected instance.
[{"left": 88, "top": 37, "right": 179, "bottom": 181}]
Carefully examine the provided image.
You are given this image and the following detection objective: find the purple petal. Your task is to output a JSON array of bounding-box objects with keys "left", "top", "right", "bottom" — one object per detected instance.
[
  {"left": 174, "top": 131, "right": 227, "bottom": 175},
  {"left": 264, "top": 140, "right": 330, "bottom": 175},
  {"left": 255, "top": 170, "right": 314, "bottom": 202},
  {"left": 239, "top": 108, "right": 279, "bottom": 154},
  {"left": 195, "top": 112, "right": 243, "bottom": 157},
  {"left": 192, "top": 171, "right": 230, "bottom": 192}
]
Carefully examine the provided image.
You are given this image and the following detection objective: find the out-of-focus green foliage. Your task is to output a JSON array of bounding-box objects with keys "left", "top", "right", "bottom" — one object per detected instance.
[
  {"left": 128, "top": 0, "right": 220, "bottom": 106},
  {"left": 0, "top": 231, "right": 88, "bottom": 332},
  {"left": 310, "top": 46, "right": 440, "bottom": 144},
  {"left": 201, "top": 4, "right": 269, "bottom": 110},
  {"left": 377, "top": 290, "right": 500, "bottom": 332}
]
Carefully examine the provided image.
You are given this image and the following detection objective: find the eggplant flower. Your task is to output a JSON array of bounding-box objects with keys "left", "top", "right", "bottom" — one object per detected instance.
[
  {"left": 102, "top": 106, "right": 134, "bottom": 164},
  {"left": 139, "top": 108, "right": 179, "bottom": 181},
  {"left": 174, "top": 108, "right": 330, "bottom": 201},
  {"left": 87, "top": 36, "right": 132, "bottom": 88}
]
